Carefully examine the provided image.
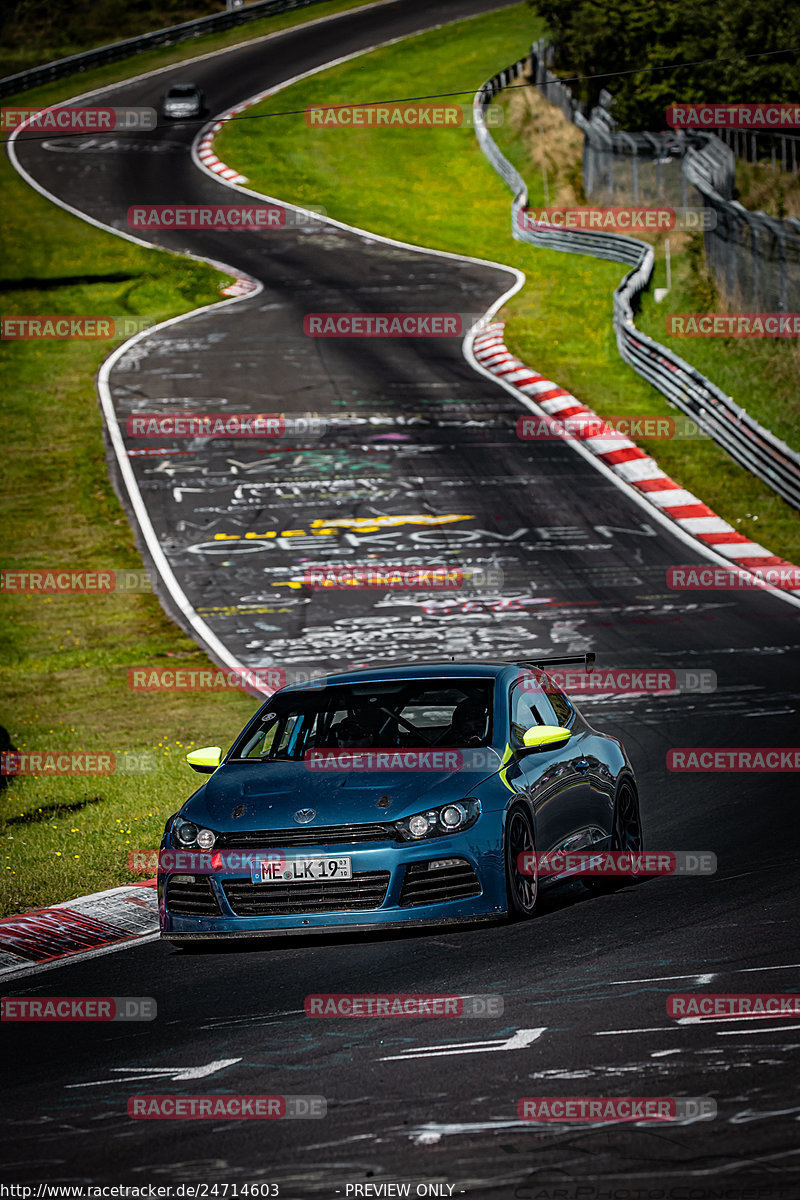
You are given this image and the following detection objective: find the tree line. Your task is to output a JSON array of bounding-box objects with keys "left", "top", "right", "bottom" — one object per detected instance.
[{"left": 528, "top": 0, "right": 800, "bottom": 130}]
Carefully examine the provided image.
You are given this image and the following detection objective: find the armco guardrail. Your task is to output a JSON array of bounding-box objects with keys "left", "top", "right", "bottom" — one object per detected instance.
[
  {"left": 0, "top": 0, "right": 325, "bottom": 99},
  {"left": 473, "top": 61, "right": 800, "bottom": 512},
  {"left": 529, "top": 39, "right": 800, "bottom": 318}
]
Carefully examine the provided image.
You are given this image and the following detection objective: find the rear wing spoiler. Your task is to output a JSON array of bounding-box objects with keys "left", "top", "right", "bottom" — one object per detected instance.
[{"left": 516, "top": 652, "right": 596, "bottom": 671}]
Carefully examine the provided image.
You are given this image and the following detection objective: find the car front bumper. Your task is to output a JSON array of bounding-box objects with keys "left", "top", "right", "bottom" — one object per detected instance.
[{"left": 158, "top": 828, "right": 506, "bottom": 937}]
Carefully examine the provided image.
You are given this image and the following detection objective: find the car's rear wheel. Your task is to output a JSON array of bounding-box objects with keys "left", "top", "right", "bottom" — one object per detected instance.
[
  {"left": 505, "top": 804, "right": 539, "bottom": 919},
  {"left": 584, "top": 778, "right": 643, "bottom": 893},
  {"left": 615, "top": 779, "right": 643, "bottom": 853}
]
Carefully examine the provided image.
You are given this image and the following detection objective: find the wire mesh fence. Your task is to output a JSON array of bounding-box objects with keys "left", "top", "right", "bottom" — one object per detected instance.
[
  {"left": 529, "top": 39, "right": 800, "bottom": 313},
  {"left": 717, "top": 127, "right": 800, "bottom": 174}
]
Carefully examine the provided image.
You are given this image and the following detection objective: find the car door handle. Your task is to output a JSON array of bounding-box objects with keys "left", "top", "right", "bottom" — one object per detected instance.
[{"left": 575, "top": 759, "right": 590, "bottom": 774}]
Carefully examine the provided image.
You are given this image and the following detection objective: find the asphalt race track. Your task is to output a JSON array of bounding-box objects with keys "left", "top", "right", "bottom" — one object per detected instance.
[{"left": 4, "top": 0, "right": 800, "bottom": 1194}]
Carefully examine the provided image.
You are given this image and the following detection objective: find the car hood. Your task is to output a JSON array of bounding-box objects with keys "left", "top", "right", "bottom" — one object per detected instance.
[{"left": 179, "top": 755, "right": 503, "bottom": 830}]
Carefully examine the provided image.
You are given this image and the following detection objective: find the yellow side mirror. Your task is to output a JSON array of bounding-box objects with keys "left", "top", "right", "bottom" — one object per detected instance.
[
  {"left": 186, "top": 746, "right": 223, "bottom": 774},
  {"left": 520, "top": 725, "right": 572, "bottom": 753}
]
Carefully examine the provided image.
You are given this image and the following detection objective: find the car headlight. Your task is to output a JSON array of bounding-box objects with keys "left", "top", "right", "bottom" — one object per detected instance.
[
  {"left": 395, "top": 798, "right": 480, "bottom": 841},
  {"left": 172, "top": 817, "right": 216, "bottom": 849}
]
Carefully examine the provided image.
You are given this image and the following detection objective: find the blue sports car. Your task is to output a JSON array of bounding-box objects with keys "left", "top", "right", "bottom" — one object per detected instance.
[{"left": 158, "top": 657, "right": 642, "bottom": 941}]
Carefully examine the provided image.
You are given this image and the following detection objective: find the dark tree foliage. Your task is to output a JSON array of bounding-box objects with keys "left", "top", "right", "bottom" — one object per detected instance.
[{"left": 528, "top": 0, "right": 800, "bottom": 130}]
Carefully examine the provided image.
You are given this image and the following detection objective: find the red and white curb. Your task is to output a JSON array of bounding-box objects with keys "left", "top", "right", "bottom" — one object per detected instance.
[
  {"left": 473, "top": 322, "right": 800, "bottom": 595},
  {"left": 197, "top": 104, "right": 261, "bottom": 300},
  {"left": 0, "top": 880, "right": 158, "bottom": 980},
  {"left": 196, "top": 114, "right": 249, "bottom": 185},
  {"left": 220, "top": 276, "right": 259, "bottom": 297}
]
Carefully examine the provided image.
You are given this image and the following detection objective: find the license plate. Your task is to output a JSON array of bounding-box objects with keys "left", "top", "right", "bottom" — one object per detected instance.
[{"left": 251, "top": 856, "right": 352, "bottom": 884}]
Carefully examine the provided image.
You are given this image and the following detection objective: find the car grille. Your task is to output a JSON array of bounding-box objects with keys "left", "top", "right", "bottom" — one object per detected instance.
[
  {"left": 222, "top": 870, "right": 390, "bottom": 916},
  {"left": 165, "top": 875, "right": 220, "bottom": 916},
  {"left": 216, "top": 823, "right": 395, "bottom": 850},
  {"left": 399, "top": 859, "right": 482, "bottom": 907}
]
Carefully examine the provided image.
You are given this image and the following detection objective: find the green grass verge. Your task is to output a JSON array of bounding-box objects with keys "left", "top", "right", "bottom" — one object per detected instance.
[
  {"left": 0, "top": 0, "right": 384, "bottom": 918},
  {"left": 217, "top": 3, "right": 800, "bottom": 564},
  {"left": 0, "top": 152, "right": 259, "bottom": 916}
]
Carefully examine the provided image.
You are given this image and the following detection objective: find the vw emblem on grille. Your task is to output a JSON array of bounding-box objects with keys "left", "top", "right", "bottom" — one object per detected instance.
[{"left": 294, "top": 808, "right": 316, "bottom": 824}]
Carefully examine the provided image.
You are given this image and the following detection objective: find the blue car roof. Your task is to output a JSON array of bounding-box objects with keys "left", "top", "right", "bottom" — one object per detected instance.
[{"left": 279, "top": 661, "right": 517, "bottom": 692}]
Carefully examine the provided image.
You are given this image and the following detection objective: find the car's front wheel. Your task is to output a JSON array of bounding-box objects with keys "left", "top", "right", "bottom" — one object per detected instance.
[{"left": 505, "top": 804, "right": 539, "bottom": 919}]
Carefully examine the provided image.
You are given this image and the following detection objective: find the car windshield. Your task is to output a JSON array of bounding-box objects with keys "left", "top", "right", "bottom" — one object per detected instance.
[
  {"left": 232, "top": 679, "right": 494, "bottom": 761},
  {"left": 167, "top": 85, "right": 197, "bottom": 97}
]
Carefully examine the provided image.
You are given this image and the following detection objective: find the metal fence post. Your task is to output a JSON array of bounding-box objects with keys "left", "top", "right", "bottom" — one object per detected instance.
[{"left": 752, "top": 220, "right": 760, "bottom": 312}]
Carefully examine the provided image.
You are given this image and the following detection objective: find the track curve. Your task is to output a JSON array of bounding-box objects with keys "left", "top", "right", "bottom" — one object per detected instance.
[{"left": 4, "top": 1, "right": 800, "bottom": 1192}]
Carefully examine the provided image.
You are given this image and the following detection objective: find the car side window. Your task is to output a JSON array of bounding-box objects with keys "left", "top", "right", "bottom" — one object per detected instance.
[
  {"left": 545, "top": 683, "right": 573, "bottom": 727},
  {"left": 509, "top": 685, "right": 557, "bottom": 747}
]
